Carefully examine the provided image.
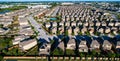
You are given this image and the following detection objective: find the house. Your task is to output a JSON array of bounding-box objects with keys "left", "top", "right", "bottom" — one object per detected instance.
[
  {"left": 66, "top": 38, "right": 76, "bottom": 50},
  {"left": 19, "top": 18, "right": 29, "bottom": 26},
  {"left": 90, "top": 39, "right": 100, "bottom": 50},
  {"left": 39, "top": 43, "right": 51, "bottom": 55},
  {"left": 45, "top": 22, "right": 51, "bottom": 28},
  {"left": 19, "top": 29, "right": 34, "bottom": 35},
  {"left": 51, "top": 27, "right": 57, "bottom": 35},
  {"left": 96, "top": 22, "right": 101, "bottom": 26},
  {"left": 58, "top": 41, "right": 64, "bottom": 51},
  {"left": 59, "top": 21, "right": 64, "bottom": 26},
  {"left": 71, "top": 21, "right": 76, "bottom": 26},
  {"left": 58, "top": 26, "right": 64, "bottom": 34},
  {"left": 113, "top": 30, "right": 118, "bottom": 35},
  {"left": 19, "top": 39, "right": 37, "bottom": 51},
  {"left": 67, "top": 27, "right": 72, "bottom": 35},
  {"left": 20, "top": 25, "right": 31, "bottom": 30},
  {"left": 108, "top": 22, "right": 114, "bottom": 26},
  {"left": 0, "top": 28, "right": 10, "bottom": 35},
  {"left": 12, "top": 35, "right": 29, "bottom": 45},
  {"left": 88, "top": 27, "right": 94, "bottom": 35},
  {"left": 115, "top": 22, "right": 120, "bottom": 26},
  {"left": 52, "top": 22, "right": 57, "bottom": 27},
  {"left": 102, "top": 22, "right": 106, "bottom": 26},
  {"left": 77, "top": 21, "right": 82, "bottom": 26},
  {"left": 98, "top": 27, "right": 104, "bottom": 33},
  {"left": 116, "top": 41, "right": 120, "bottom": 52},
  {"left": 89, "top": 22, "right": 94, "bottom": 26},
  {"left": 74, "top": 27, "right": 79, "bottom": 35},
  {"left": 105, "top": 27, "right": 111, "bottom": 34},
  {"left": 102, "top": 40, "right": 112, "bottom": 50},
  {"left": 78, "top": 40, "right": 88, "bottom": 52},
  {"left": 81, "top": 27, "right": 87, "bottom": 34},
  {"left": 65, "top": 21, "right": 70, "bottom": 26},
  {"left": 84, "top": 22, "right": 89, "bottom": 26}
]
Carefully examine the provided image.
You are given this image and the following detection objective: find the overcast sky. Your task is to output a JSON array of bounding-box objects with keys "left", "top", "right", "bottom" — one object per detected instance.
[{"left": 0, "top": 0, "right": 120, "bottom": 2}]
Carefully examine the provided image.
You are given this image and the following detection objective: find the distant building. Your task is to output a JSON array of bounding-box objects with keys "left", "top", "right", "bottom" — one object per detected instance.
[{"left": 61, "top": 2, "right": 74, "bottom": 5}]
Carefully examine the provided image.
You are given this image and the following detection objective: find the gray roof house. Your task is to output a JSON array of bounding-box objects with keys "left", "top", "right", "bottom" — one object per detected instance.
[
  {"left": 66, "top": 38, "right": 76, "bottom": 50},
  {"left": 78, "top": 40, "right": 88, "bottom": 52},
  {"left": 39, "top": 43, "right": 51, "bottom": 55},
  {"left": 90, "top": 39, "right": 100, "bottom": 50},
  {"left": 102, "top": 40, "right": 112, "bottom": 50},
  {"left": 116, "top": 41, "right": 120, "bottom": 52}
]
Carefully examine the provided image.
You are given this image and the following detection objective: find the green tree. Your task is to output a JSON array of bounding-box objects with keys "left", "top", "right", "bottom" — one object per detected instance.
[
  {"left": 65, "top": 30, "right": 68, "bottom": 36},
  {"left": 0, "top": 55, "right": 3, "bottom": 61},
  {"left": 0, "top": 24, "right": 3, "bottom": 28}
]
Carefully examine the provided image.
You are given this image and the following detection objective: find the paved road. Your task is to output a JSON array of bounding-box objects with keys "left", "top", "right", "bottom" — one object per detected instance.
[
  {"left": 26, "top": 9, "right": 54, "bottom": 42},
  {"left": 4, "top": 56, "right": 120, "bottom": 60}
]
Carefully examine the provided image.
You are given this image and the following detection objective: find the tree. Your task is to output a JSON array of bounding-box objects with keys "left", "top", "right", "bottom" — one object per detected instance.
[
  {"left": 0, "top": 24, "right": 3, "bottom": 28},
  {"left": 65, "top": 30, "right": 68, "bottom": 36},
  {"left": 0, "top": 55, "right": 3, "bottom": 61},
  {"left": 91, "top": 50, "right": 97, "bottom": 56}
]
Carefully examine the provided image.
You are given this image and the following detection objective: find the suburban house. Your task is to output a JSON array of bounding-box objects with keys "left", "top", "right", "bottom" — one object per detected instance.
[
  {"left": 19, "top": 39, "right": 37, "bottom": 51},
  {"left": 67, "top": 27, "right": 72, "bottom": 35},
  {"left": 102, "top": 40, "right": 112, "bottom": 50},
  {"left": 39, "top": 43, "right": 51, "bottom": 55},
  {"left": 45, "top": 22, "right": 51, "bottom": 28},
  {"left": 74, "top": 27, "right": 79, "bottom": 35},
  {"left": 81, "top": 27, "right": 87, "bottom": 34},
  {"left": 90, "top": 39, "right": 100, "bottom": 50},
  {"left": 0, "top": 28, "right": 10, "bottom": 35},
  {"left": 66, "top": 38, "right": 76, "bottom": 50},
  {"left": 78, "top": 40, "right": 88, "bottom": 52},
  {"left": 98, "top": 27, "right": 104, "bottom": 33},
  {"left": 19, "top": 29, "right": 34, "bottom": 36},
  {"left": 115, "top": 22, "right": 120, "bottom": 26},
  {"left": 105, "top": 27, "right": 111, "bottom": 34},
  {"left": 58, "top": 41, "right": 65, "bottom": 51},
  {"left": 51, "top": 27, "right": 57, "bottom": 35},
  {"left": 96, "top": 22, "right": 101, "bottom": 26},
  {"left": 52, "top": 22, "right": 57, "bottom": 27},
  {"left": 116, "top": 41, "right": 120, "bottom": 52},
  {"left": 18, "top": 18, "right": 29, "bottom": 26},
  {"left": 12, "top": 35, "right": 29, "bottom": 45}
]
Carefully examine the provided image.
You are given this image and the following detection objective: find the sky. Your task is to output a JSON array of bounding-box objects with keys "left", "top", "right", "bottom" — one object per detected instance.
[{"left": 0, "top": 0, "right": 120, "bottom": 2}]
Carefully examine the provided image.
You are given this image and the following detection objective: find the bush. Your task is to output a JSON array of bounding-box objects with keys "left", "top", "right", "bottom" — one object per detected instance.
[{"left": 0, "top": 55, "right": 3, "bottom": 61}]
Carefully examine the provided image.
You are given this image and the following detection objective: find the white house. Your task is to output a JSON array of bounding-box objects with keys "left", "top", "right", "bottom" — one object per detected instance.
[
  {"left": 79, "top": 40, "right": 88, "bottom": 52},
  {"left": 66, "top": 38, "right": 76, "bottom": 50},
  {"left": 90, "top": 40, "right": 100, "bottom": 50},
  {"left": 102, "top": 40, "right": 112, "bottom": 50},
  {"left": 12, "top": 35, "right": 29, "bottom": 45},
  {"left": 19, "top": 39, "right": 37, "bottom": 51},
  {"left": 39, "top": 43, "right": 51, "bottom": 55}
]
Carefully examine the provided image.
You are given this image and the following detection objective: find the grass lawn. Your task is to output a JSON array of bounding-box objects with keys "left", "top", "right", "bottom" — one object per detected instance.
[
  {"left": 0, "top": 37, "right": 13, "bottom": 49},
  {"left": 25, "top": 45, "right": 38, "bottom": 56},
  {"left": 66, "top": 49, "right": 75, "bottom": 55},
  {"left": 52, "top": 48, "right": 64, "bottom": 55}
]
